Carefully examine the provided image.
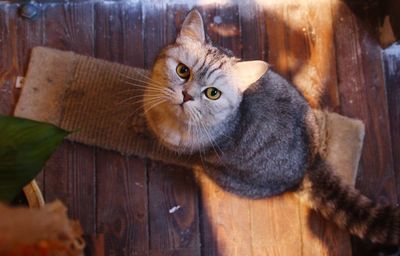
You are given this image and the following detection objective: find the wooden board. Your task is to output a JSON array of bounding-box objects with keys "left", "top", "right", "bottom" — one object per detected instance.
[
  {"left": 1, "top": 1, "right": 399, "bottom": 255},
  {"left": 40, "top": 2, "right": 97, "bottom": 237}
]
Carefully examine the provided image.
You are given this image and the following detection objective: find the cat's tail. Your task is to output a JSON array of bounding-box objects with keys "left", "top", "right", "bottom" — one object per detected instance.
[{"left": 296, "top": 154, "right": 400, "bottom": 245}]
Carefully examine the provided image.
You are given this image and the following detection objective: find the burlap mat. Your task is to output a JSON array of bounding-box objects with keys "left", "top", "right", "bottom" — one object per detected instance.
[{"left": 14, "top": 47, "right": 364, "bottom": 184}]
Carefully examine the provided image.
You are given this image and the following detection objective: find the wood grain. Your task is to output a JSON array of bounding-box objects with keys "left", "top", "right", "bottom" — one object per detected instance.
[
  {"left": 96, "top": 151, "right": 145, "bottom": 255},
  {"left": 333, "top": 1, "right": 397, "bottom": 204},
  {"left": 0, "top": 4, "right": 18, "bottom": 115},
  {"left": 148, "top": 162, "right": 200, "bottom": 254},
  {"left": 332, "top": 2, "right": 398, "bottom": 255},
  {"left": 286, "top": 0, "right": 339, "bottom": 110},
  {"left": 41, "top": 2, "right": 97, "bottom": 235},
  {"left": 94, "top": 2, "right": 149, "bottom": 255},
  {"left": 383, "top": 44, "right": 400, "bottom": 203},
  {"left": 1, "top": 1, "right": 400, "bottom": 255}
]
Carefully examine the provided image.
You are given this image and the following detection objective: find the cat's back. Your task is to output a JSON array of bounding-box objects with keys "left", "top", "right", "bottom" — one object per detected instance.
[{"left": 219, "top": 69, "right": 311, "bottom": 196}]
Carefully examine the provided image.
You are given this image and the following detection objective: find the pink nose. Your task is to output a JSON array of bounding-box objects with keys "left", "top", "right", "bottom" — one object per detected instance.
[{"left": 182, "top": 90, "right": 194, "bottom": 103}]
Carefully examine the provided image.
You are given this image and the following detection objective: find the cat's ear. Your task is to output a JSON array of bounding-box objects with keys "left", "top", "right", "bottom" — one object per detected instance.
[
  {"left": 177, "top": 10, "right": 206, "bottom": 43},
  {"left": 234, "top": 61, "right": 269, "bottom": 92}
]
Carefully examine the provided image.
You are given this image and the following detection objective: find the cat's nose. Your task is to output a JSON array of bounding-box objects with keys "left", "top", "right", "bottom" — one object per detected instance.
[{"left": 182, "top": 90, "right": 194, "bottom": 103}]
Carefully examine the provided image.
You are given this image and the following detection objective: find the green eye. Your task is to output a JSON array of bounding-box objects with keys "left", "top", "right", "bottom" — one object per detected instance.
[
  {"left": 176, "top": 63, "right": 190, "bottom": 79},
  {"left": 204, "top": 87, "right": 221, "bottom": 100}
]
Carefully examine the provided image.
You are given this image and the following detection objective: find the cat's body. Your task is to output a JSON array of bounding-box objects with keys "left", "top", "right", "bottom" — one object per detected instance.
[
  {"left": 142, "top": 10, "right": 400, "bottom": 245},
  {"left": 200, "top": 70, "right": 310, "bottom": 198}
]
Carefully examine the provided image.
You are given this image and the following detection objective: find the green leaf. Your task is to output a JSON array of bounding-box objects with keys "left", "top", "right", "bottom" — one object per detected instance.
[{"left": 0, "top": 115, "right": 69, "bottom": 202}]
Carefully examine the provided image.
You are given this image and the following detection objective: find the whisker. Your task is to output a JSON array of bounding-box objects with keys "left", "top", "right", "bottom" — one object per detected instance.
[
  {"left": 117, "top": 98, "right": 166, "bottom": 126},
  {"left": 121, "top": 74, "right": 165, "bottom": 89},
  {"left": 143, "top": 99, "right": 168, "bottom": 114},
  {"left": 123, "top": 81, "right": 167, "bottom": 91},
  {"left": 194, "top": 108, "right": 223, "bottom": 163},
  {"left": 116, "top": 95, "right": 168, "bottom": 106},
  {"left": 202, "top": 105, "right": 233, "bottom": 141},
  {"left": 118, "top": 70, "right": 164, "bottom": 87},
  {"left": 128, "top": 70, "right": 162, "bottom": 84}
]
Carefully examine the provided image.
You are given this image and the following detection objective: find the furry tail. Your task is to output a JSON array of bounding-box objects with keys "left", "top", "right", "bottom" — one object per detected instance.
[{"left": 296, "top": 154, "right": 400, "bottom": 245}]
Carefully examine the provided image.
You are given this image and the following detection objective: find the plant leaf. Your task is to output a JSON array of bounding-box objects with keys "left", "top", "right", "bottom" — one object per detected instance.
[{"left": 0, "top": 115, "right": 69, "bottom": 202}]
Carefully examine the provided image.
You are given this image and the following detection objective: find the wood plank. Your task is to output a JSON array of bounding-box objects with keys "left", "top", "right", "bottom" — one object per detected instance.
[
  {"left": 96, "top": 151, "right": 147, "bottom": 255},
  {"left": 383, "top": 44, "right": 400, "bottom": 203},
  {"left": 144, "top": 3, "right": 201, "bottom": 254},
  {"left": 332, "top": 0, "right": 397, "bottom": 205},
  {"left": 84, "top": 233, "right": 105, "bottom": 256},
  {"left": 94, "top": 2, "right": 150, "bottom": 255},
  {"left": 121, "top": 3, "right": 151, "bottom": 255},
  {"left": 263, "top": 3, "right": 289, "bottom": 78},
  {"left": 0, "top": 4, "right": 18, "bottom": 115},
  {"left": 214, "top": 4, "right": 241, "bottom": 56},
  {"left": 285, "top": 0, "right": 339, "bottom": 110},
  {"left": 332, "top": 1, "right": 398, "bottom": 254},
  {"left": 15, "top": 4, "right": 44, "bottom": 81},
  {"left": 142, "top": 1, "right": 168, "bottom": 69},
  {"left": 197, "top": 172, "right": 254, "bottom": 256},
  {"left": 148, "top": 162, "right": 200, "bottom": 253},
  {"left": 42, "top": 2, "right": 96, "bottom": 235}
]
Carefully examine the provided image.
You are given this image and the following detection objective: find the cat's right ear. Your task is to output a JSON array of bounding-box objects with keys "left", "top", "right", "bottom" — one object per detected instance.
[
  {"left": 234, "top": 60, "right": 269, "bottom": 92},
  {"left": 177, "top": 10, "right": 206, "bottom": 43}
]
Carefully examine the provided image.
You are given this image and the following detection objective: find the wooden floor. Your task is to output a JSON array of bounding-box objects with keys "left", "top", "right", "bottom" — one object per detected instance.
[{"left": 1, "top": 0, "right": 399, "bottom": 255}]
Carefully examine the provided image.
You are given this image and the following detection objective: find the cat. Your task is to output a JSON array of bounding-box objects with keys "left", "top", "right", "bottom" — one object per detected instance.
[{"left": 143, "top": 9, "right": 400, "bottom": 245}]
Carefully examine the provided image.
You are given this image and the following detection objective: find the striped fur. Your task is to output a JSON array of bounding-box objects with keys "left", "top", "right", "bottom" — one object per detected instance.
[{"left": 297, "top": 154, "right": 400, "bottom": 245}]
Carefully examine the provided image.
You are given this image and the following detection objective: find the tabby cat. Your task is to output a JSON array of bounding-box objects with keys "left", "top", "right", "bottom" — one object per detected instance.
[{"left": 143, "top": 10, "right": 400, "bottom": 245}]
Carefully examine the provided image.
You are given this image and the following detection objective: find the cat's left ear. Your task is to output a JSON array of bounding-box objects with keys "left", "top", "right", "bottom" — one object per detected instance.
[
  {"left": 177, "top": 10, "right": 206, "bottom": 43},
  {"left": 234, "top": 60, "right": 269, "bottom": 92}
]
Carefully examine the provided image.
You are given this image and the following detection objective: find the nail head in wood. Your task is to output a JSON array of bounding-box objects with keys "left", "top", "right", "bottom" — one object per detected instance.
[{"left": 19, "top": 3, "right": 40, "bottom": 21}]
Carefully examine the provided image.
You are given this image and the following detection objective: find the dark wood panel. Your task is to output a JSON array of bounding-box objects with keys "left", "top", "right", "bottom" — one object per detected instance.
[
  {"left": 142, "top": 1, "right": 168, "bottom": 69},
  {"left": 239, "top": 3, "right": 267, "bottom": 61},
  {"left": 120, "top": 3, "right": 150, "bottom": 255},
  {"left": 85, "top": 233, "right": 105, "bottom": 256},
  {"left": 96, "top": 152, "right": 147, "bottom": 255},
  {"left": 214, "top": 4, "right": 241, "bottom": 56},
  {"left": 41, "top": 2, "right": 97, "bottom": 235},
  {"left": 148, "top": 162, "right": 200, "bottom": 253},
  {"left": 93, "top": 2, "right": 149, "bottom": 255},
  {"left": 383, "top": 44, "right": 400, "bottom": 200},
  {"left": 333, "top": 2, "right": 398, "bottom": 255},
  {"left": 43, "top": 2, "right": 94, "bottom": 55},
  {"left": 0, "top": 4, "right": 18, "bottom": 115},
  {"left": 44, "top": 142, "right": 96, "bottom": 232},
  {"left": 333, "top": 2, "right": 397, "bottom": 204}
]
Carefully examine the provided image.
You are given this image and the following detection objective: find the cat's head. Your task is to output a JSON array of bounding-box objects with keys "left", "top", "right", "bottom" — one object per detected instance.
[{"left": 144, "top": 9, "right": 268, "bottom": 153}]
